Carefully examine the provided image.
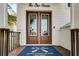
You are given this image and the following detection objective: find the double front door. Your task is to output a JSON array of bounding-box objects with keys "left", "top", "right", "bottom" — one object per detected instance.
[{"left": 27, "top": 12, "right": 52, "bottom": 44}]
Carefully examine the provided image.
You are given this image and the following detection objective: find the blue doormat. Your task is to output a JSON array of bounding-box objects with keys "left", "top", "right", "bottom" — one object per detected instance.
[{"left": 18, "top": 46, "right": 62, "bottom": 56}]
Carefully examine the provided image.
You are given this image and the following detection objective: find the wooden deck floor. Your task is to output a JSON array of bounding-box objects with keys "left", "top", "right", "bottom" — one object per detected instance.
[
  {"left": 8, "top": 46, "right": 25, "bottom": 56},
  {"left": 54, "top": 46, "right": 70, "bottom": 56}
]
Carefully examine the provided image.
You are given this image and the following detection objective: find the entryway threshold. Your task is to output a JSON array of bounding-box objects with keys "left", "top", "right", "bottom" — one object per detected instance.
[{"left": 26, "top": 44, "right": 52, "bottom": 46}]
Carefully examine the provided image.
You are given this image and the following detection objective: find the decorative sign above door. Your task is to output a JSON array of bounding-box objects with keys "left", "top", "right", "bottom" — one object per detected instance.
[{"left": 28, "top": 3, "right": 50, "bottom": 7}]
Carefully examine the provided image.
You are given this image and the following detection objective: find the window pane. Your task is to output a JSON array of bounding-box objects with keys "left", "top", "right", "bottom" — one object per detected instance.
[
  {"left": 29, "top": 14, "right": 37, "bottom": 36},
  {"left": 41, "top": 15, "right": 48, "bottom": 36}
]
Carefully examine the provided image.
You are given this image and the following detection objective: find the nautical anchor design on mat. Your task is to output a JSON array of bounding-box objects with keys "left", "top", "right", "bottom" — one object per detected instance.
[{"left": 32, "top": 47, "right": 48, "bottom": 53}]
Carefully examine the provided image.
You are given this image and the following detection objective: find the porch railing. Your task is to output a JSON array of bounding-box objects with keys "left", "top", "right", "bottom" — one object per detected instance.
[
  {"left": 0, "top": 28, "right": 9, "bottom": 56},
  {"left": 0, "top": 28, "right": 20, "bottom": 56},
  {"left": 70, "top": 29, "right": 79, "bottom": 56},
  {"left": 8, "top": 31, "right": 20, "bottom": 53}
]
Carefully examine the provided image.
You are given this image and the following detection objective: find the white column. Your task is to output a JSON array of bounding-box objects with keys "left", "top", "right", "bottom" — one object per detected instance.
[
  {"left": 0, "top": 3, "right": 8, "bottom": 28},
  {"left": 17, "top": 4, "right": 26, "bottom": 45},
  {"left": 71, "top": 3, "right": 79, "bottom": 29}
]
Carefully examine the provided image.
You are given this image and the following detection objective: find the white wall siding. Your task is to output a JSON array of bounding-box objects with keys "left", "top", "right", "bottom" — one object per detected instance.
[{"left": 59, "top": 28, "right": 71, "bottom": 50}]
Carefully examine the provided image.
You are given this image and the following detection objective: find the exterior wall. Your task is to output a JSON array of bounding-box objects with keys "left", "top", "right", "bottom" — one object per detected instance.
[
  {"left": 59, "top": 28, "right": 71, "bottom": 50},
  {"left": 53, "top": 4, "right": 71, "bottom": 47},
  {"left": 17, "top": 3, "right": 71, "bottom": 50},
  {"left": 0, "top": 3, "right": 8, "bottom": 28},
  {"left": 58, "top": 3, "right": 79, "bottom": 51},
  {"left": 55, "top": 4, "right": 71, "bottom": 50}
]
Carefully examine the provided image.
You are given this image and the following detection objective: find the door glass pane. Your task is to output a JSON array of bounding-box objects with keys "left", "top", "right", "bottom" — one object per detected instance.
[
  {"left": 29, "top": 14, "right": 37, "bottom": 36},
  {"left": 41, "top": 15, "right": 48, "bottom": 36}
]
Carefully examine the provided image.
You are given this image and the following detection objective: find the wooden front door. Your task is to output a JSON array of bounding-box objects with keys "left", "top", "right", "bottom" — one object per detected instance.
[{"left": 27, "top": 12, "right": 52, "bottom": 44}]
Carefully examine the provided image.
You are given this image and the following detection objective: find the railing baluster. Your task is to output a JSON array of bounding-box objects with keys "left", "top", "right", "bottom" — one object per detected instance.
[
  {"left": 1, "top": 30, "right": 4, "bottom": 56},
  {"left": 0, "top": 30, "right": 1, "bottom": 56},
  {"left": 11, "top": 32, "right": 12, "bottom": 51},
  {"left": 13, "top": 32, "right": 14, "bottom": 50}
]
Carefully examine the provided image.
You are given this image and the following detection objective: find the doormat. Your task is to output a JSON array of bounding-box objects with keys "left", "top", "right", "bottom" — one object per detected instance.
[{"left": 18, "top": 46, "right": 62, "bottom": 56}]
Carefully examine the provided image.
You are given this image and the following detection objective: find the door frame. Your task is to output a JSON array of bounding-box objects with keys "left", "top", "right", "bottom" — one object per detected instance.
[{"left": 26, "top": 11, "right": 52, "bottom": 44}]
